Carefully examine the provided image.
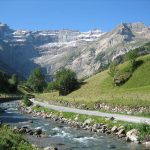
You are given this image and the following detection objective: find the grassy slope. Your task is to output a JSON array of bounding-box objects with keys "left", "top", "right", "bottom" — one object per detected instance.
[{"left": 37, "top": 54, "right": 150, "bottom": 107}]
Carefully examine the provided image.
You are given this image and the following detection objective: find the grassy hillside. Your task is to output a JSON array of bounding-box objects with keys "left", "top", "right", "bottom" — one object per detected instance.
[{"left": 37, "top": 54, "right": 150, "bottom": 108}]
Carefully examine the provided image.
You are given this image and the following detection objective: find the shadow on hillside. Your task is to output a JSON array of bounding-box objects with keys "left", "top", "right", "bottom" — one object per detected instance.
[
  {"left": 67, "top": 81, "right": 87, "bottom": 95},
  {"left": 133, "top": 60, "right": 144, "bottom": 71},
  {"left": 78, "top": 81, "right": 87, "bottom": 88}
]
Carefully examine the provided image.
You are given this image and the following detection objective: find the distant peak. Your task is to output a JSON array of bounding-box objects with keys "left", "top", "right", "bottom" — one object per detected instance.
[
  {"left": 113, "top": 22, "right": 148, "bottom": 34},
  {"left": 91, "top": 28, "right": 102, "bottom": 33},
  {"left": 119, "top": 22, "right": 147, "bottom": 29}
]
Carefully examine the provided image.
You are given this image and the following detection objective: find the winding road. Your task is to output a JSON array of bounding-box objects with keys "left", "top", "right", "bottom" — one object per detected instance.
[{"left": 30, "top": 98, "right": 150, "bottom": 125}]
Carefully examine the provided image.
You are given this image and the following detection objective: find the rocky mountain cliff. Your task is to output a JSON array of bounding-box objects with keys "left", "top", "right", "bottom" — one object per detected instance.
[{"left": 0, "top": 22, "right": 150, "bottom": 79}]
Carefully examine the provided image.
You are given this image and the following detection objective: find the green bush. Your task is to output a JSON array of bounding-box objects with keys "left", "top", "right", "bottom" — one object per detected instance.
[
  {"left": 47, "top": 81, "right": 58, "bottom": 91},
  {"left": 23, "top": 95, "right": 32, "bottom": 107},
  {"left": 108, "top": 61, "right": 117, "bottom": 77},
  {"left": 0, "top": 125, "right": 33, "bottom": 150},
  {"left": 113, "top": 71, "right": 132, "bottom": 86},
  {"left": 126, "top": 51, "right": 138, "bottom": 72}
]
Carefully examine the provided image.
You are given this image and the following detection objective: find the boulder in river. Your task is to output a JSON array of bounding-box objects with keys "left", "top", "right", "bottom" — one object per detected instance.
[{"left": 34, "top": 127, "right": 42, "bottom": 135}]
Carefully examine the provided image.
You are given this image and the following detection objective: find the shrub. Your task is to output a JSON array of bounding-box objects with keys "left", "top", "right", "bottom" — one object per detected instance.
[
  {"left": 126, "top": 51, "right": 138, "bottom": 72},
  {"left": 47, "top": 81, "right": 58, "bottom": 91},
  {"left": 0, "top": 125, "right": 33, "bottom": 150},
  {"left": 113, "top": 71, "right": 132, "bottom": 86},
  {"left": 23, "top": 95, "right": 32, "bottom": 107}
]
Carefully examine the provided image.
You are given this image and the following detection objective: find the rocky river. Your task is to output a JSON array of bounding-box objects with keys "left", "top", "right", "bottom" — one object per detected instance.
[{"left": 0, "top": 100, "right": 148, "bottom": 150}]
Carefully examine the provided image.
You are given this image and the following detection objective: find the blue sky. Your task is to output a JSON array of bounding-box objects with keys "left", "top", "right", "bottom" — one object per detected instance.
[{"left": 0, "top": 0, "right": 149, "bottom": 32}]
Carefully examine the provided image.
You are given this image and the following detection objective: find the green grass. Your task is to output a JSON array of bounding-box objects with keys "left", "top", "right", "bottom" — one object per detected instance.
[
  {"left": 33, "top": 105, "right": 150, "bottom": 141},
  {"left": 36, "top": 54, "right": 150, "bottom": 110},
  {"left": 0, "top": 125, "right": 33, "bottom": 150}
]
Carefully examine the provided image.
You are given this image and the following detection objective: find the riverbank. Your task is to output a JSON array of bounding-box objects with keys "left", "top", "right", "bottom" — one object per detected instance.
[
  {"left": 0, "top": 101, "right": 58, "bottom": 150},
  {"left": 19, "top": 102, "right": 150, "bottom": 147},
  {"left": 0, "top": 100, "right": 149, "bottom": 149}
]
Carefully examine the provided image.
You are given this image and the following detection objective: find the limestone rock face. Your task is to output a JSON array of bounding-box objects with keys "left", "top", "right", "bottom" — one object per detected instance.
[{"left": 0, "top": 22, "right": 150, "bottom": 78}]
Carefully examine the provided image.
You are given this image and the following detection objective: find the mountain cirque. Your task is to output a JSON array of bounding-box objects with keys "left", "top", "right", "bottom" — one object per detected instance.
[{"left": 0, "top": 22, "right": 150, "bottom": 79}]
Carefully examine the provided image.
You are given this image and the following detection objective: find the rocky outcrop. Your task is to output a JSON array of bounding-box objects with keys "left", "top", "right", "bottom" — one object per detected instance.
[{"left": 0, "top": 22, "right": 150, "bottom": 79}]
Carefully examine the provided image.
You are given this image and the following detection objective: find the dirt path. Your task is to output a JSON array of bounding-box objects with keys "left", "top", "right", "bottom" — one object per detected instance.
[{"left": 30, "top": 98, "right": 150, "bottom": 125}]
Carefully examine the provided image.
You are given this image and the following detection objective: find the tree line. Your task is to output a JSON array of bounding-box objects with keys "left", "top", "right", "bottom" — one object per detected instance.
[
  {"left": 27, "top": 68, "right": 79, "bottom": 96},
  {"left": 0, "top": 67, "right": 79, "bottom": 96}
]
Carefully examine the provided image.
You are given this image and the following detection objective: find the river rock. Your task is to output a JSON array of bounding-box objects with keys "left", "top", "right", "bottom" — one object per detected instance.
[
  {"left": 26, "top": 129, "right": 34, "bottom": 135},
  {"left": 34, "top": 127, "right": 42, "bottom": 135},
  {"left": 83, "top": 118, "right": 93, "bottom": 125},
  {"left": 27, "top": 107, "right": 32, "bottom": 114},
  {"left": 111, "top": 126, "right": 118, "bottom": 133},
  {"left": 13, "top": 126, "right": 20, "bottom": 132},
  {"left": 98, "top": 128, "right": 106, "bottom": 133},
  {"left": 44, "top": 147, "right": 58, "bottom": 150},
  {"left": 126, "top": 129, "right": 139, "bottom": 142},
  {"left": 74, "top": 117, "right": 78, "bottom": 121},
  {"left": 106, "top": 130, "right": 111, "bottom": 134},
  {"left": 117, "top": 129, "right": 125, "bottom": 135},
  {"left": 22, "top": 125, "right": 29, "bottom": 129},
  {"left": 118, "top": 126, "right": 124, "bottom": 131},
  {"left": 93, "top": 123, "right": 102, "bottom": 129},
  {"left": 19, "top": 127, "right": 26, "bottom": 133},
  {"left": 118, "top": 134, "right": 126, "bottom": 138},
  {"left": 143, "top": 141, "right": 150, "bottom": 147},
  {"left": 101, "top": 124, "right": 108, "bottom": 129},
  {"left": 28, "top": 120, "right": 33, "bottom": 123}
]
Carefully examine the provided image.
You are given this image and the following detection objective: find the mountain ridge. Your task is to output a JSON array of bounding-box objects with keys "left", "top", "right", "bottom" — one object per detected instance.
[{"left": 0, "top": 22, "right": 150, "bottom": 79}]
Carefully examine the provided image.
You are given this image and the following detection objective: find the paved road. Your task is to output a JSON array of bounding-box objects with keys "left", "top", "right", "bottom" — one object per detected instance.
[{"left": 30, "top": 98, "right": 150, "bottom": 125}]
